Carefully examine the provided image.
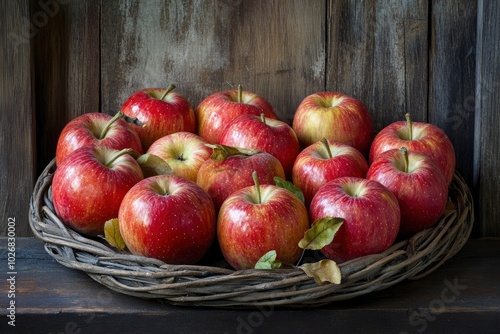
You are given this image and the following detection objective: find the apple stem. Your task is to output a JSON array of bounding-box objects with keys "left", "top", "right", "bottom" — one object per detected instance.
[
  {"left": 100, "top": 112, "right": 124, "bottom": 139},
  {"left": 320, "top": 138, "right": 333, "bottom": 159},
  {"left": 237, "top": 84, "right": 243, "bottom": 103},
  {"left": 400, "top": 147, "right": 409, "bottom": 173},
  {"left": 260, "top": 113, "right": 266, "bottom": 125},
  {"left": 405, "top": 113, "right": 413, "bottom": 140},
  {"left": 252, "top": 171, "right": 262, "bottom": 204},
  {"left": 105, "top": 148, "right": 134, "bottom": 167},
  {"left": 159, "top": 84, "right": 176, "bottom": 101}
]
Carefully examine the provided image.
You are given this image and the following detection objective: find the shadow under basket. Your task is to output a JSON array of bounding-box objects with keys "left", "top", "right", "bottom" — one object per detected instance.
[{"left": 29, "top": 159, "right": 474, "bottom": 308}]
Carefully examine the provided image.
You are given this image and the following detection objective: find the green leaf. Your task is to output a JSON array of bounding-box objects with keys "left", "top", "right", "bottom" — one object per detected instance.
[
  {"left": 274, "top": 177, "right": 305, "bottom": 204},
  {"left": 254, "top": 250, "right": 282, "bottom": 269},
  {"left": 298, "top": 217, "right": 344, "bottom": 250},
  {"left": 299, "top": 259, "right": 342, "bottom": 285},
  {"left": 136, "top": 153, "right": 173, "bottom": 177},
  {"left": 104, "top": 218, "right": 126, "bottom": 250}
]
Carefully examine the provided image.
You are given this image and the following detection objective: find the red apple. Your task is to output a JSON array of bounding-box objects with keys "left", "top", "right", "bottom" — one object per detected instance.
[
  {"left": 195, "top": 85, "right": 277, "bottom": 144},
  {"left": 55, "top": 112, "right": 143, "bottom": 166},
  {"left": 292, "top": 92, "right": 374, "bottom": 155},
  {"left": 219, "top": 113, "right": 300, "bottom": 178},
  {"left": 218, "top": 172, "right": 310, "bottom": 270},
  {"left": 52, "top": 145, "right": 144, "bottom": 236},
  {"left": 369, "top": 113, "right": 456, "bottom": 185},
  {"left": 366, "top": 147, "right": 448, "bottom": 237},
  {"left": 147, "top": 132, "right": 212, "bottom": 182},
  {"left": 196, "top": 145, "right": 285, "bottom": 211},
  {"left": 292, "top": 139, "right": 368, "bottom": 207},
  {"left": 309, "top": 177, "right": 400, "bottom": 263},
  {"left": 118, "top": 174, "right": 216, "bottom": 264},
  {"left": 121, "top": 85, "right": 196, "bottom": 151}
]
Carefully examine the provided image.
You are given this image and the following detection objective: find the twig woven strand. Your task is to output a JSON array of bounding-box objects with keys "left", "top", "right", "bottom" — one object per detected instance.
[{"left": 29, "top": 159, "right": 474, "bottom": 308}]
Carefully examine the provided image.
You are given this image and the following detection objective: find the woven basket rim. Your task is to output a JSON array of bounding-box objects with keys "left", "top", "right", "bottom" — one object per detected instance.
[{"left": 29, "top": 158, "right": 474, "bottom": 308}]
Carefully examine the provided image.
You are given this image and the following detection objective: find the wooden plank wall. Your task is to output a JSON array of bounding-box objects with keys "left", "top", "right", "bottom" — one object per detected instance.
[
  {"left": 476, "top": 0, "right": 500, "bottom": 236},
  {"left": 0, "top": 0, "right": 36, "bottom": 237},
  {"left": 0, "top": 0, "right": 498, "bottom": 237},
  {"left": 34, "top": 0, "right": 100, "bottom": 171},
  {"left": 100, "top": 0, "right": 326, "bottom": 124}
]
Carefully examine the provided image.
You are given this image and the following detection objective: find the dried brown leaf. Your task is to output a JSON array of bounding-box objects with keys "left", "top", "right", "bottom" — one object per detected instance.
[{"left": 299, "top": 259, "right": 342, "bottom": 285}]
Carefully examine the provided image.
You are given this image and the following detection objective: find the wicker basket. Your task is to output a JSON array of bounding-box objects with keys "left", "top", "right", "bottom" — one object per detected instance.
[{"left": 29, "top": 159, "right": 474, "bottom": 308}]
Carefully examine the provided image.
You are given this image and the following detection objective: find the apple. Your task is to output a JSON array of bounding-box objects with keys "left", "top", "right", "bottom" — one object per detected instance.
[
  {"left": 309, "top": 177, "right": 400, "bottom": 263},
  {"left": 219, "top": 113, "right": 300, "bottom": 178},
  {"left": 118, "top": 174, "right": 216, "bottom": 265},
  {"left": 196, "top": 145, "right": 286, "bottom": 211},
  {"left": 147, "top": 132, "right": 212, "bottom": 182},
  {"left": 218, "top": 172, "right": 310, "bottom": 270},
  {"left": 366, "top": 147, "right": 448, "bottom": 237},
  {"left": 292, "top": 138, "right": 369, "bottom": 207},
  {"left": 121, "top": 85, "right": 197, "bottom": 151},
  {"left": 55, "top": 112, "right": 143, "bottom": 165},
  {"left": 195, "top": 85, "right": 277, "bottom": 144},
  {"left": 292, "top": 92, "right": 374, "bottom": 155},
  {"left": 52, "top": 145, "right": 144, "bottom": 236},
  {"left": 369, "top": 113, "right": 456, "bottom": 185}
]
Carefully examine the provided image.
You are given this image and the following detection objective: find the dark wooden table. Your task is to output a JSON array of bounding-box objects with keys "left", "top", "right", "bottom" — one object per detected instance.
[{"left": 1, "top": 237, "right": 499, "bottom": 334}]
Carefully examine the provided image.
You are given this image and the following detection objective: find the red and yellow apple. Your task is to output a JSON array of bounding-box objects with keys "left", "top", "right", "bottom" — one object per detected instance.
[
  {"left": 147, "top": 132, "right": 212, "bottom": 182},
  {"left": 367, "top": 147, "right": 449, "bottom": 237},
  {"left": 309, "top": 177, "right": 400, "bottom": 262},
  {"left": 369, "top": 114, "right": 456, "bottom": 185},
  {"left": 118, "top": 174, "right": 216, "bottom": 264},
  {"left": 196, "top": 145, "right": 285, "bottom": 211},
  {"left": 217, "top": 172, "right": 309, "bottom": 270},
  {"left": 52, "top": 145, "right": 144, "bottom": 236},
  {"left": 219, "top": 114, "right": 300, "bottom": 179},
  {"left": 195, "top": 85, "right": 277, "bottom": 144},
  {"left": 292, "top": 139, "right": 368, "bottom": 206},
  {"left": 292, "top": 92, "right": 374, "bottom": 155},
  {"left": 55, "top": 112, "right": 143, "bottom": 165},
  {"left": 121, "top": 85, "right": 196, "bottom": 151}
]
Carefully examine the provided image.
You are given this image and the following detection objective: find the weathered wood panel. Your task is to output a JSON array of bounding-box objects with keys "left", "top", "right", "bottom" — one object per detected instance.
[
  {"left": 227, "top": 0, "right": 326, "bottom": 123},
  {"left": 327, "top": 0, "right": 429, "bottom": 130},
  {"left": 101, "top": 0, "right": 325, "bottom": 124},
  {"left": 33, "top": 0, "right": 100, "bottom": 171},
  {"left": 1, "top": 1, "right": 499, "bottom": 237},
  {"left": 429, "top": 0, "right": 477, "bottom": 190},
  {"left": 0, "top": 0, "right": 35, "bottom": 237},
  {"left": 4, "top": 237, "right": 500, "bottom": 333},
  {"left": 476, "top": 0, "right": 500, "bottom": 237}
]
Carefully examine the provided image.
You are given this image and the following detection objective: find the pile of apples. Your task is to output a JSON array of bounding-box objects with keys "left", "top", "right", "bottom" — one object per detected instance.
[{"left": 51, "top": 84, "right": 456, "bottom": 270}]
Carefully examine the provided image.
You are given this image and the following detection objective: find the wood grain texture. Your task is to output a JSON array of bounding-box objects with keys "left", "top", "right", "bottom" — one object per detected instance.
[
  {"left": 327, "top": 0, "right": 429, "bottom": 130},
  {"left": 0, "top": 0, "right": 35, "bottom": 236},
  {"left": 476, "top": 0, "right": 500, "bottom": 237},
  {"left": 2, "top": 237, "right": 499, "bottom": 333},
  {"left": 227, "top": 0, "right": 326, "bottom": 124},
  {"left": 1, "top": 1, "right": 498, "bottom": 237},
  {"left": 33, "top": 0, "right": 100, "bottom": 171},
  {"left": 429, "top": 0, "right": 477, "bottom": 188},
  {"left": 101, "top": 0, "right": 244, "bottom": 115},
  {"left": 101, "top": 0, "right": 325, "bottom": 124}
]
